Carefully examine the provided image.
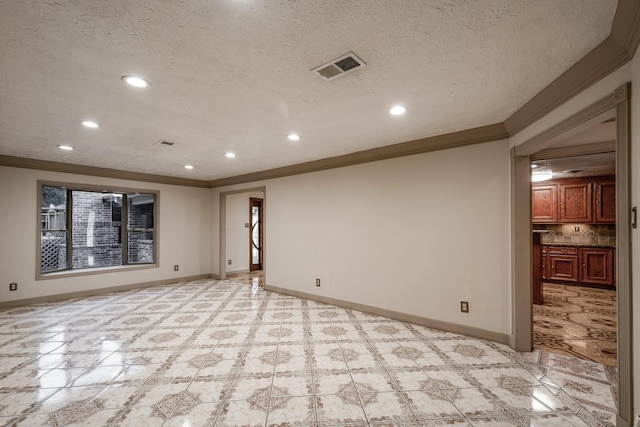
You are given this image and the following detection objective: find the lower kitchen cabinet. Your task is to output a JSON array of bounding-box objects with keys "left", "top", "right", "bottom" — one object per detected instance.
[
  {"left": 540, "top": 245, "right": 615, "bottom": 288},
  {"left": 547, "top": 246, "right": 579, "bottom": 283},
  {"left": 580, "top": 247, "right": 614, "bottom": 286}
]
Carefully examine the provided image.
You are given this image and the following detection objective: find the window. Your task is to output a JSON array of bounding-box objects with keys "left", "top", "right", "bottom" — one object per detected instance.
[{"left": 40, "top": 183, "right": 157, "bottom": 275}]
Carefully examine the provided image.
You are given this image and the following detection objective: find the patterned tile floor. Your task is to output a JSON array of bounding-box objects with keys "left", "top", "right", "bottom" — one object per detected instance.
[
  {"left": 533, "top": 283, "right": 617, "bottom": 367},
  {"left": 226, "top": 271, "right": 264, "bottom": 288},
  {"left": 0, "top": 279, "right": 618, "bottom": 426}
]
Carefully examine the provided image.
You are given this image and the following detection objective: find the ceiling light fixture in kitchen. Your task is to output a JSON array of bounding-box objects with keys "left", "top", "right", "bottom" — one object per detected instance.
[
  {"left": 531, "top": 171, "right": 552, "bottom": 182},
  {"left": 288, "top": 133, "right": 301, "bottom": 141},
  {"left": 122, "top": 75, "right": 150, "bottom": 88},
  {"left": 58, "top": 145, "right": 74, "bottom": 151},
  {"left": 184, "top": 165, "right": 194, "bottom": 170},
  {"left": 225, "top": 152, "right": 236, "bottom": 159},
  {"left": 82, "top": 120, "right": 100, "bottom": 128},
  {"left": 389, "top": 105, "right": 407, "bottom": 116}
]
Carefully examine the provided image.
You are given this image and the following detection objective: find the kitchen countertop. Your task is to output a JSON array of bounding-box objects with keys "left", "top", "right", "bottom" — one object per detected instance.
[{"left": 542, "top": 243, "right": 616, "bottom": 249}]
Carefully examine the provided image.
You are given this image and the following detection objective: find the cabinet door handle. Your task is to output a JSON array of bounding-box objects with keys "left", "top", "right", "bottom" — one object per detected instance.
[{"left": 633, "top": 206, "right": 637, "bottom": 229}]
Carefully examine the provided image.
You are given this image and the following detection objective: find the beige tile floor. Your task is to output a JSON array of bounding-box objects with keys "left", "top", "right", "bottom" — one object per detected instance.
[{"left": 0, "top": 278, "right": 618, "bottom": 426}]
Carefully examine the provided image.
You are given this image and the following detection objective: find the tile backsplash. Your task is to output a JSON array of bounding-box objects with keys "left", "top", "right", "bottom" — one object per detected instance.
[{"left": 534, "top": 224, "right": 616, "bottom": 247}]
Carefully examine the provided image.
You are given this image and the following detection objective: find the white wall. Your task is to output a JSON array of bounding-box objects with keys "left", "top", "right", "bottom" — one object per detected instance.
[
  {"left": 225, "top": 191, "right": 264, "bottom": 272},
  {"left": 0, "top": 166, "right": 212, "bottom": 302},
  {"left": 213, "top": 139, "right": 511, "bottom": 334}
]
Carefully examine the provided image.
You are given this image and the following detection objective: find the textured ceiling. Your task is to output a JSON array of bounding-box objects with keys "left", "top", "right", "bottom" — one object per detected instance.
[
  {"left": 0, "top": 1, "right": 617, "bottom": 181},
  {"left": 532, "top": 151, "right": 616, "bottom": 179},
  {"left": 532, "top": 120, "right": 616, "bottom": 179}
]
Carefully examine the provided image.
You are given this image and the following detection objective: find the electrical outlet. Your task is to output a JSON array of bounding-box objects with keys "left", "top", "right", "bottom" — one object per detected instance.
[
  {"left": 316, "top": 279, "right": 320, "bottom": 287},
  {"left": 9, "top": 283, "right": 17, "bottom": 291},
  {"left": 174, "top": 265, "right": 179, "bottom": 271},
  {"left": 228, "top": 260, "right": 232, "bottom": 265},
  {"left": 460, "top": 301, "right": 469, "bottom": 313},
  {"left": 574, "top": 226, "right": 580, "bottom": 232}
]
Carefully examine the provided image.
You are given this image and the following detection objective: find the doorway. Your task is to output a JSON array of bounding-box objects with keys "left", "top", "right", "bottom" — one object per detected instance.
[
  {"left": 219, "top": 187, "right": 266, "bottom": 282},
  {"left": 250, "top": 198, "right": 263, "bottom": 271},
  {"left": 511, "top": 83, "right": 632, "bottom": 425},
  {"left": 530, "top": 151, "right": 617, "bottom": 366}
]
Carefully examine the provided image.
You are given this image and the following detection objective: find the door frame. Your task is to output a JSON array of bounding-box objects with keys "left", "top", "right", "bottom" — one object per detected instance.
[
  {"left": 249, "top": 197, "right": 263, "bottom": 271},
  {"left": 510, "top": 83, "right": 632, "bottom": 426},
  {"left": 219, "top": 186, "right": 266, "bottom": 280}
]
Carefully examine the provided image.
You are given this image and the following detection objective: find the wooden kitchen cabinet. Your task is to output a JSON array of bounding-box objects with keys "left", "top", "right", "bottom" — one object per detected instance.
[
  {"left": 531, "top": 176, "right": 615, "bottom": 224},
  {"left": 541, "top": 245, "right": 615, "bottom": 288},
  {"left": 532, "top": 185, "right": 557, "bottom": 223},
  {"left": 580, "top": 247, "right": 614, "bottom": 286},
  {"left": 547, "top": 246, "right": 579, "bottom": 283},
  {"left": 558, "top": 181, "right": 592, "bottom": 223},
  {"left": 594, "top": 178, "right": 616, "bottom": 223}
]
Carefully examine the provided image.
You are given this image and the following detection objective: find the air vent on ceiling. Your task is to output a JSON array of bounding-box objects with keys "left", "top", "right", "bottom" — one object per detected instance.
[
  {"left": 154, "top": 140, "right": 176, "bottom": 147},
  {"left": 312, "top": 52, "right": 366, "bottom": 81}
]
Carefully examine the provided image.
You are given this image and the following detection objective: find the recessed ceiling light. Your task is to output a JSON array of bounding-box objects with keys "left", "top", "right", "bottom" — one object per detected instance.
[
  {"left": 82, "top": 120, "right": 100, "bottom": 128},
  {"left": 184, "top": 165, "right": 194, "bottom": 170},
  {"left": 225, "top": 152, "right": 236, "bottom": 158},
  {"left": 58, "top": 145, "right": 74, "bottom": 151},
  {"left": 389, "top": 105, "right": 407, "bottom": 116},
  {"left": 288, "top": 133, "right": 301, "bottom": 141},
  {"left": 122, "top": 75, "right": 150, "bottom": 88}
]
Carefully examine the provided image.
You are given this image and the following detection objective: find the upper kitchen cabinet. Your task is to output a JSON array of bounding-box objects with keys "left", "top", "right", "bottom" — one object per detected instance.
[
  {"left": 594, "top": 178, "right": 616, "bottom": 223},
  {"left": 558, "top": 181, "right": 592, "bottom": 223},
  {"left": 531, "top": 175, "right": 615, "bottom": 224},
  {"left": 532, "top": 185, "right": 558, "bottom": 223}
]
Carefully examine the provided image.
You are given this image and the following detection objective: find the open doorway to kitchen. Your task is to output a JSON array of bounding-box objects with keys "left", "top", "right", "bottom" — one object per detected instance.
[
  {"left": 219, "top": 187, "right": 266, "bottom": 288},
  {"left": 511, "top": 83, "right": 632, "bottom": 425},
  {"left": 530, "top": 149, "right": 617, "bottom": 366}
]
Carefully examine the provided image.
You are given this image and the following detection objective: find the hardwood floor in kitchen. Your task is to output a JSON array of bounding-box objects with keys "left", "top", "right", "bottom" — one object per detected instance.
[{"left": 533, "top": 282, "right": 617, "bottom": 366}]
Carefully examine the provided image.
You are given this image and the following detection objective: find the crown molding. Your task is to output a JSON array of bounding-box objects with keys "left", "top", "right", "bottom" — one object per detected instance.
[
  {"left": 0, "top": 155, "right": 210, "bottom": 188},
  {"left": 514, "top": 92, "right": 616, "bottom": 157},
  {"left": 505, "top": 0, "right": 640, "bottom": 136},
  {"left": 209, "top": 123, "right": 508, "bottom": 188},
  {"left": 2, "top": 1, "right": 639, "bottom": 189},
  {"left": 611, "top": 0, "right": 640, "bottom": 54},
  {"left": 504, "top": 36, "right": 629, "bottom": 135},
  {"left": 214, "top": 0, "right": 640, "bottom": 188}
]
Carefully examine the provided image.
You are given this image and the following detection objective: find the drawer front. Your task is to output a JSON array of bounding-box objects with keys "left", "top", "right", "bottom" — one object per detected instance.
[{"left": 547, "top": 246, "right": 578, "bottom": 255}]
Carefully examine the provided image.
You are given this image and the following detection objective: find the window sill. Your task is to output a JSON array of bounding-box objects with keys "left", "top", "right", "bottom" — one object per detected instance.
[{"left": 36, "top": 263, "right": 158, "bottom": 281}]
